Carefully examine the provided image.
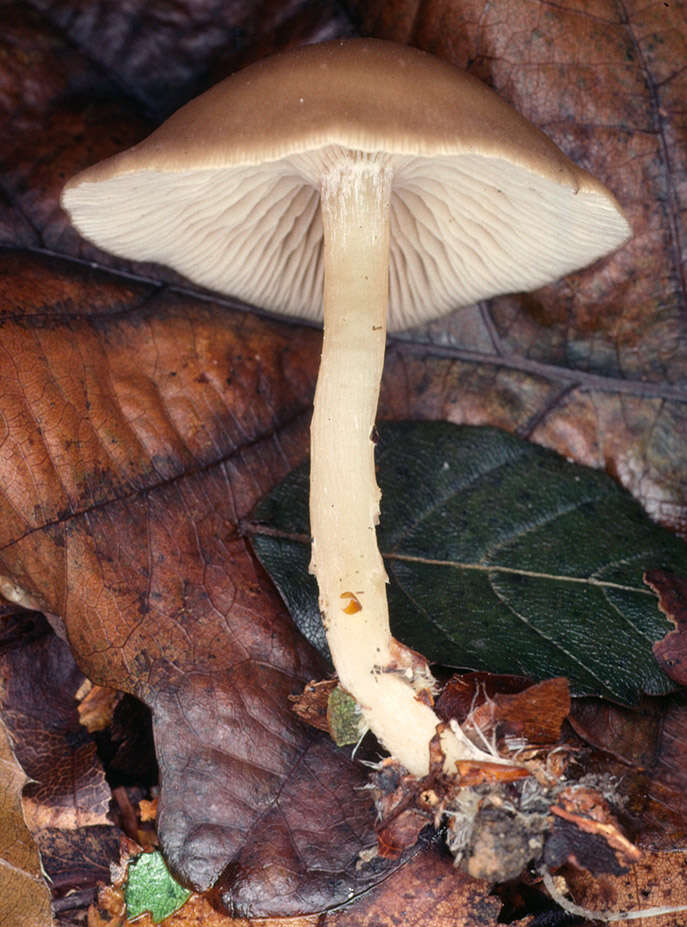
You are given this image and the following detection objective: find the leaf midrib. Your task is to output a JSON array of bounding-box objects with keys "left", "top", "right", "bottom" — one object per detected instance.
[
  {"left": 382, "top": 553, "right": 653, "bottom": 597},
  {"left": 386, "top": 551, "right": 654, "bottom": 594},
  {"left": 247, "top": 523, "right": 654, "bottom": 595}
]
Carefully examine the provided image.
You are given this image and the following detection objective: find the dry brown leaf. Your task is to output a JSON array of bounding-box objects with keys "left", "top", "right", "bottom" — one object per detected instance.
[
  {"left": 0, "top": 613, "right": 115, "bottom": 835},
  {"left": 0, "top": 715, "right": 54, "bottom": 927},
  {"left": 323, "top": 846, "right": 501, "bottom": 927},
  {"left": 0, "top": 611, "right": 121, "bottom": 918},
  {"left": 1, "top": 0, "right": 686, "bottom": 921},
  {"left": 569, "top": 696, "right": 687, "bottom": 846},
  {"left": 647, "top": 570, "right": 687, "bottom": 686},
  {"left": 88, "top": 883, "right": 127, "bottom": 927},
  {"left": 152, "top": 849, "right": 497, "bottom": 927},
  {"left": 122, "top": 892, "right": 317, "bottom": 927},
  {"left": 77, "top": 681, "right": 123, "bottom": 733},
  {"left": 88, "top": 840, "right": 320, "bottom": 927},
  {"left": 90, "top": 843, "right": 499, "bottom": 927},
  {"left": 289, "top": 679, "right": 337, "bottom": 734},
  {"left": 563, "top": 850, "right": 687, "bottom": 927},
  {"left": 436, "top": 673, "right": 570, "bottom": 747},
  {"left": 436, "top": 673, "right": 532, "bottom": 720},
  {"left": 473, "top": 681, "right": 570, "bottom": 747},
  {"left": 139, "top": 798, "right": 158, "bottom": 824},
  {"left": 0, "top": 248, "right": 405, "bottom": 917}
]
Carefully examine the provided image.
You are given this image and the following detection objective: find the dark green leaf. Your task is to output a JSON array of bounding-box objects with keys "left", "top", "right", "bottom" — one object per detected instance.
[
  {"left": 125, "top": 850, "right": 191, "bottom": 923},
  {"left": 249, "top": 423, "right": 686, "bottom": 703}
]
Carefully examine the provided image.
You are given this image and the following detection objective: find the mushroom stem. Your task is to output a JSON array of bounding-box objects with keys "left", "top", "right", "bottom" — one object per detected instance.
[{"left": 310, "top": 153, "right": 501, "bottom": 776}]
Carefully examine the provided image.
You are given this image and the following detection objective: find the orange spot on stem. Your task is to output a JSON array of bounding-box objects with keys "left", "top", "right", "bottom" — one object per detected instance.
[{"left": 340, "top": 591, "right": 362, "bottom": 614}]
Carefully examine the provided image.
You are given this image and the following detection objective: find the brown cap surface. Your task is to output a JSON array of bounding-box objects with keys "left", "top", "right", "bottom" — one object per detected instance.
[{"left": 62, "top": 38, "right": 631, "bottom": 331}]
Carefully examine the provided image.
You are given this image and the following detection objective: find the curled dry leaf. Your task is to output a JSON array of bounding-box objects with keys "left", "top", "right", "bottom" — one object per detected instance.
[
  {"left": 436, "top": 673, "right": 535, "bottom": 721},
  {"left": 77, "top": 681, "right": 123, "bottom": 734},
  {"left": 139, "top": 798, "right": 158, "bottom": 824},
  {"left": 547, "top": 786, "right": 641, "bottom": 873},
  {"left": 289, "top": 679, "right": 337, "bottom": 734},
  {"left": 0, "top": 611, "right": 119, "bottom": 914},
  {"left": 376, "top": 807, "right": 430, "bottom": 861},
  {"left": 646, "top": 570, "right": 687, "bottom": 686},
  {"left": 474, "top": 679, "right": 571, "bottom": 747}
]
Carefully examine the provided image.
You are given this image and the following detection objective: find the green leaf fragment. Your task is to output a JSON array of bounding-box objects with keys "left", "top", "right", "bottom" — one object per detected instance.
[
  {"left": 250, "top": 423, "right": 687, "bottom": 704},
  {"left": 125, "top": 850, "right": 191, "bottom": 923},
  {"left": 328, "top": 686, "right": 366, "bottom": 746}
]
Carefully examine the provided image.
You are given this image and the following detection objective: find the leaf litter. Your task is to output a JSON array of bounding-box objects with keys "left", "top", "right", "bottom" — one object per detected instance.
[{"left": 1, "top": 0, "right": 686, "bottom": 923}]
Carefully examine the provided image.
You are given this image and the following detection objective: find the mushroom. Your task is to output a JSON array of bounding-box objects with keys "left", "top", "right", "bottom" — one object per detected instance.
[{"left": 61, "top": 38, "right": 631, "bottom": 778}]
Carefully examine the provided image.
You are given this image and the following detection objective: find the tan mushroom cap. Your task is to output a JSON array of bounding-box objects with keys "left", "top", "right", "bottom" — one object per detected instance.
[{"left": 62, "top": 38, "right": 631, "bottom": 331}]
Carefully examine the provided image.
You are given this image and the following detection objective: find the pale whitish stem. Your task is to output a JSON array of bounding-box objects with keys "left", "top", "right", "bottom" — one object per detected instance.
[{"left": 309, "top": 153, "right": 499, "bottom": 776}]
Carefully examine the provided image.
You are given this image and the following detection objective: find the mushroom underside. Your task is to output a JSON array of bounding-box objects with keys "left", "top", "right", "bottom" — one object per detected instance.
[{"left": 62, "top": 147, "right": 629, "bottom": 332}]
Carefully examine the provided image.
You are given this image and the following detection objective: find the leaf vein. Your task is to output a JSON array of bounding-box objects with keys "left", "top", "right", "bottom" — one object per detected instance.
[
  {"left": 385, "top": 447, "right": 529, "bottom": 550},
  {"left": 487, "top": 576, "right": 615, "bottom": 693},
  {"left": 384, "top": 551, "right": 653, "bottom": 594}
]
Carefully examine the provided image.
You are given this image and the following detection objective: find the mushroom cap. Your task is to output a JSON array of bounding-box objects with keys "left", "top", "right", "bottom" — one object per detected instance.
[{"left": 62, "top": 38, "right": 631, "bottom": 332}]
